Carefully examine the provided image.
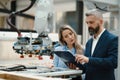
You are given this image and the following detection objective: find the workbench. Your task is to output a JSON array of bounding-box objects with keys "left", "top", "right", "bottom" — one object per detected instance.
[{"left": 0, "top": 58, "right": 82, "bottom": 80}]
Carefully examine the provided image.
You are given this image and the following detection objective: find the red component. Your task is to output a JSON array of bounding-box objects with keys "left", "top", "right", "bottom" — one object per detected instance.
[
  {"left": 18, "top": 33, "right": 22, "bottom": 37},
  {"left": 29, "top": 54, "right": 32, "bottom": 57},
  {"left": 38, "top": 56, "right": 43, "bottom": 60},
  {"left": 50, "top": 55, "right": 53, "bottom": 59},
  {"left": 20, "top": 54, "right": 24, "bottom": 58}
]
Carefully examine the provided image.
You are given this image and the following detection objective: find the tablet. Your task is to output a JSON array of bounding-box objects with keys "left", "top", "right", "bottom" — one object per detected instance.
[
  {"left": 53, "top": 51, "right": 84, "bottom": 69},
  {"left": 53, "top": 51, "right": 75, "bottom": 63}
]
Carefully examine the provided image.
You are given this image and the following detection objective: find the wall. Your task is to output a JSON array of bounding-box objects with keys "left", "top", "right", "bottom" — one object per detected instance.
[{"left": 0, "top": 40, "right": 18, "bottom": 60}]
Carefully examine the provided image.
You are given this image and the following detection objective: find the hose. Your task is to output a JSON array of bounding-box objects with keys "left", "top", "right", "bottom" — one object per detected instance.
[{"left": 6, "top": 0, "right": 36, "bottom": 37}]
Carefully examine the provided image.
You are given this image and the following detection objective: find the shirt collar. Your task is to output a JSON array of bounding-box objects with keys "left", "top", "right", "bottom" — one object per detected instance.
[{"left": 63, "top": 45, "right": 76, "bottom": 53}]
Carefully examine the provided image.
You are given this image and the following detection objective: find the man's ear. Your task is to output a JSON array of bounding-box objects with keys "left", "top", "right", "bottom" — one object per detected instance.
[{"left": 100, "top": 19, "right": 103, "bottom": 24}]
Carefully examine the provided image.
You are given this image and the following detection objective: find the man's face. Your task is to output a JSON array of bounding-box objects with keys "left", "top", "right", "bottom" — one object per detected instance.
[
  {"left": 88, "top": 24, "right": 100, "bottom": 36},
  {"left": 85, "top": 15, "right": 100, "bottom": 36}
]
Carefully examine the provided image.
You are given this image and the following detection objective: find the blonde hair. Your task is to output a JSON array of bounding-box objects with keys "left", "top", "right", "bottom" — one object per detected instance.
[{"left": 58, "top": 24, "right": 83, "bottom": 54}]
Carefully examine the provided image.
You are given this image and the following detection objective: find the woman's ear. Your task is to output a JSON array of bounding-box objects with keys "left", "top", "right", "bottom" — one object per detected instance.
[
  {"left": 61, "top": 38, "right": 65, "bottom": 44},
  {"left": 62, "top": 38, "right": 65, "bottom": 42}
]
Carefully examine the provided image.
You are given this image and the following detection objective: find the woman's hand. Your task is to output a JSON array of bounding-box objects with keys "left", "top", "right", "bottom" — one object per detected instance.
[{"left": 67, "top": 63, "right": 79, "bottom": 70}]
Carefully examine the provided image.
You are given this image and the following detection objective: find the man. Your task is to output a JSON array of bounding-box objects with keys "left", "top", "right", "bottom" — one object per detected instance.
[{"left": 76, "top": 9, "right": 118, "bottom": 80}]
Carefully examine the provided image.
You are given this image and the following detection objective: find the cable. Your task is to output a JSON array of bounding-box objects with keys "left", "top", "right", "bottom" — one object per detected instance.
[
  {"left": 6, "top": 0, "right": 36, "bottom": 37},
  {"left": 94, "top": 3, "right": 108, "bottom": 12}
]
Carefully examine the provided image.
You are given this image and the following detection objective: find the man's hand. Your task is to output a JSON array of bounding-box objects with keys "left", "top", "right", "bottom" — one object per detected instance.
[{"left": 75, "top": 54, "right": 89, "bottom": 64}]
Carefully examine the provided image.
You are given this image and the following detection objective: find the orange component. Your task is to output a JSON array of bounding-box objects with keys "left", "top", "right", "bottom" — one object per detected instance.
[
  {"left": 20, "top": 54, "right": 24, "bottom": 58},
  {"left": 38, "top": 55, "right": 43, "bottom": 60},
  {"left": 29, "top": 54, "right": 32, "bottom": 57},
  {"left": 50, "top": 55, "right": 53, "bottom": 59}
]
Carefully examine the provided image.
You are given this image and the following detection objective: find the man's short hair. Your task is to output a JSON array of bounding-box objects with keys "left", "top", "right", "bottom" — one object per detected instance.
[{"left": 85, "top": 9, "right": 103, "bottom": 19}]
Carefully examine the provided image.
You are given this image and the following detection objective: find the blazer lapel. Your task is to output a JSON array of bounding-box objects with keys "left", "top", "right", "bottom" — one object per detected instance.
[
  {"left": 92, "top": 30, "right": 107, "bottom": 57},
  {"left": 86, "top": 38, "right": 93, "bottom": 57}
]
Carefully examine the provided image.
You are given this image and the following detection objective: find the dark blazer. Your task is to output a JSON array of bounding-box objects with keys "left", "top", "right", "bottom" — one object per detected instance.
[{"left": 84, "top": 30, "right": 118, "bottom": 80}]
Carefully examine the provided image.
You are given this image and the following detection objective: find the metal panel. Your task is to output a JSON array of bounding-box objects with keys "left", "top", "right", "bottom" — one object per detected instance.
[
  {"left": 116, "top": 0, "right": 120, "bottom": 80},
  {"left": 84, "top": 0, "right": 118, "bottom": 5}
]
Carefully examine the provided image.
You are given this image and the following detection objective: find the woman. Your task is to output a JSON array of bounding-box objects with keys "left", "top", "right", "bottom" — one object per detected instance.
[
  {"left": 53, "top": 24, "right": 83, "bottom": 68},
  {"left": 53, "top": 25, "right": 83, "bottom": 80}
]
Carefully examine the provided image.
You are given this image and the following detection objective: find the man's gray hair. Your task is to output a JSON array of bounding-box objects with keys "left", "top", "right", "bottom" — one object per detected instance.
[{"left": 85, "top": 9, "right": 103, "bottom": 19}]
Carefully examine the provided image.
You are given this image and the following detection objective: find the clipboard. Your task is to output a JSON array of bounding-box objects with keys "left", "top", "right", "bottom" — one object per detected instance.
[{"left": 53, "top": 51, "right": 84, "bottom": 69}]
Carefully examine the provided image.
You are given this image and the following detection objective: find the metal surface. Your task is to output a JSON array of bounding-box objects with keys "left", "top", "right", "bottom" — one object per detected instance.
[
  {"left": 83, "top": 0, "right": 118, "bottom": 5},
  {"left": 116, "top": 0, "right": 120, "bottom": 80},
  {"left": 34, "top": 0, "right": 55, "bottom": 34},
  {"left": 11, "top": 67, "right": 82, "bottom": 77},
  {"left": 0, "top": 65, "right": 82, "bottom": 78},
  {"left": 0, "top": 58, "right": 82, "bottom": 78}
]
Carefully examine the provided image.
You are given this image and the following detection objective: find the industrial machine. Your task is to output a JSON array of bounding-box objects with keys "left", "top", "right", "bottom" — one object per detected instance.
[
  {"left": 7, "top": 0, "right": 57, "bottom": 59},
  {"left": 12, "top": 33, "right": 55, "bottom": 59}
]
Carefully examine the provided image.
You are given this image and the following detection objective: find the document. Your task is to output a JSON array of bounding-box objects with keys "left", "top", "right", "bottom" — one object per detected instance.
[{"left": 53, "top": 51, "right": 84, "bottom": 69}]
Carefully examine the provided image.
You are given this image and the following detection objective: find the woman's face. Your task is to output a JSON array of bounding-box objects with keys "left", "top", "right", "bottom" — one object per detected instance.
[{"left": 62, "top": 29, "right": 75, "bottom": 46}]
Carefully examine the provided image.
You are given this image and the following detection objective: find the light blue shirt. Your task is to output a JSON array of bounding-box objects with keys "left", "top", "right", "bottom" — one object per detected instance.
[{"left": 53, "top": 45, "right": 76, "bottom": 68}]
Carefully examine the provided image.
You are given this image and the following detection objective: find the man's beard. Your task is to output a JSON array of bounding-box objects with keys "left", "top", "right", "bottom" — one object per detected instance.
[{"left": 88, "top": 25, "right": 100, "bottom": 36}]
